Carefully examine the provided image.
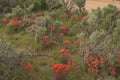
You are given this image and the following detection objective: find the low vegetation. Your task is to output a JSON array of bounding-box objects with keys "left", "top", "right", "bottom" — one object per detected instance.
[{"left": 0, "top": 0, "right": 120, "bottom": 80}]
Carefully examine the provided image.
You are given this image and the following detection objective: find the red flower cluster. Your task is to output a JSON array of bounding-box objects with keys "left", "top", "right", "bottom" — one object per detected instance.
[
  {"left": 75, "top": 39, "right": 81, "bottom": 44},
  {"left": 19, "top": 61, "right": 33, "bottom": 71},
  {"left": 41, "top": 35, "right": 49, "bottom": 39},
  {"left": 58, "top": 48, "right": 70, "bottom": 56},
  {"left": 47, "top": 25, "right": 56, "bottom": 31},
  {"left": 85, "top": 53, "right": 104, "bottom": 73},
  {"left": 109, "top": 66, "right": 117, "bottom": 77},
  {"left": 71, "top": 15, "right": 79, "bottom": 21},
  {"left": 52, "top": 63, "right": 70, "bottom": 73},
  {"left": 60, "top": 26, "right": 69, "bottom": 31},
  {"left": 67, "top": 61, "right": 77, "bottom": 68},
  {"left": 60, "top": 33, "right": 64, "bottom": 36},
  {"left": 10, "top": 18, "right": 21, "bottom": 25},
  {"left": 2, "top": 18, "right": 9, "bottom": 24},
  {"left": 24, "top": 62, "right": 33, "bottom": 70},
  {"left": 63, "top": 40, "right": 71, "bottom": 44},
  {"left": 80, "top": 14, "right": 85, "bottom": 18},
  {"left": 39, "top": 35, "right": 52, "bottom": 47}
]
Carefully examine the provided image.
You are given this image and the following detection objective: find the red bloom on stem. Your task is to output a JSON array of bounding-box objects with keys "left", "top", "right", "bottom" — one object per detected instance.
[
  {"left": 72, "top": 15, "right": 79, "bottom": 21},
  {"left": 80, "top": 14, "right": 85, "bottom": 18},
  {"left": 85, "top": 53, "right": 106, "bottom": 73},
  {"left": 60, "top": 33, "right": 64, "bottom": 36},
  {"left": 60, "top": 26, "right": 69, "bottom": 31},
  {"left": 75, "top": 39, "right": 81, "bottom": 44},
  {"left": 67, "top": 61, "right": 77, "bottom": 68},
  {"left": 58, "top": 48, "right": 70, "bottom": 56},
  {"left": 48, "top": 25, "right": 56, "bottom": 31},
  {"left": 2, "top": 18, "right": 9, "bottom": 24},
  {"left": 63, "top": 40, "right": 71, "bottom": 44},
  {"left": 109, "top": 66, "right": 117, "bottom": 77},
  {"left": 10, "top": 18, "right": 21, "bottom": 25},
  {"left": 58, "top": 48, "right": 66, "bottom": 53},
  {"left": 52, "top": 63, "right": 70, "bottom": 73},
  {"left": 41, "top": 35, "right": 49, "bottom": 39},
  {"left": 24, "top": 62, "right": 33, "bottom": 70}
]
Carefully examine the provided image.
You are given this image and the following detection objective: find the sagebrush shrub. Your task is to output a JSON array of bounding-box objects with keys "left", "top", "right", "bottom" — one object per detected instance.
[
  {"left": 0, "top": 39, "right": 20, "bottom": 80},
  {"left": 79, "top": 5, "right": 120, "bottom": 36},
  {"left": 77, "top": 5, "right": 120, "bottom": 79}
]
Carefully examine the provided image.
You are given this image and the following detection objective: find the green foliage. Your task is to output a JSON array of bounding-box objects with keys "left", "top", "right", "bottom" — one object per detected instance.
[
  {"left": 0, "top": 0, "right": 29, "bottom": 13},
  {"left": 1, "top": 0, "right": 120, "bottom": 79},
  {"left": 77, "top": 5, "right": 120, "bottom": 79},
  {"left": 5, "top": 23, "right": 24, "bottom": 34},
  {"left": 0, "top": 0, "right": 48, "bottom": 13},
  {"left": 5, "top": 5, "right": 34, "bottom": 18},
  {"left": 26, "top": 16, "right": 52, "bottom": 42},
  {"left": 0, "top": 39, "right": 20, "bottom": 80},
  {"left": 27, "top": 0, "right": 48, "bottom": 11},
  {"left": 5, "top": 6, "right": 27, "bottom": 18},
  {"left": 105, "top": 76, "right": 116, "bottom": 80},
  {"left": 112, "top": 19, "right": 120, "bottom": 45},
  {"left": 46, "top": 0, "right": 61, "bottom": 10},
  {"left": 75, "top": 0, "right": 86, "bottom": 10},
  {"left": 79, "top": 5, "right": 120, "bottom": 36}
]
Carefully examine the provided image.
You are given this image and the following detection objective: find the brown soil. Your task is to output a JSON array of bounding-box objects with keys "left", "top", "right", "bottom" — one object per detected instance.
[{"left": 85, "top": 0, "right": 120, "bottom": 11}]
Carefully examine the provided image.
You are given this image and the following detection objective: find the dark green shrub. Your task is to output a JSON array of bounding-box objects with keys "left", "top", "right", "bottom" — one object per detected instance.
[
  {"left": 26, "top": 0, "right": 48, "bottom": 11},
  {"left": 46, "top": 0, "right": 61, "bottom": 10},
  {"left": 0, "top": 0, "right": 27, "bottom": 13},
  {"left": 75, "top": 0, "right": 86, "bottom": 10},
  {"left": 0, "top": 0, "right": 48, "bottom": 13}
]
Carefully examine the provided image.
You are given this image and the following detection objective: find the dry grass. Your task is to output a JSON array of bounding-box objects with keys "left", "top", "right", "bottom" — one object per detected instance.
[{"left": 85, "top": 0, "right": 120, "bottom": 11}]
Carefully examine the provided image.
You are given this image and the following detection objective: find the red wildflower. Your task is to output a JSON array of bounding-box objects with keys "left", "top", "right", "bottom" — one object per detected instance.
[
  {"left": 60, "top": 26, "right": 69, "bottom": 31},
  {"left": 24, "top": 62, "right": 33, "bottom": 70},
  {"left": 52, "top": 63, "right": 70, "bottom": 73},
  {"left": 67, "top": 61, "right": 77, "bottom": 68},
  {"left": 80, "top": 14, "right": 85, "bottom": 18},
  {"left": 58, "top": 48, "right": 70, "bottom": 56},
  {"left": 10, "top": 18, "right": 21, "bottom": 25},
  {"left": 72, "top": 15, "right": 79, "bottom": 21},
  {"left": 58, "top": 48, "right": 66, "bottom": 53},
  {"left": 60, "top": 33, "right": 64, "bottom": 36},
  {"left": 109, "top": 66, "right": 117, "bottom": 76},
  {"left": 75, "top": 39, "right": 81, "bottom": 44},
  {"left": 2, "top": 18, "right": 9, "bottom": 24},
  {"left": 41, "top": 35, "right": 49, "bottom": 39},
  {"left": 63, "top": 40, "right": 71, "bottom": 44},
  {"left": 85, "top": 53, "right": 106, "bottom": 73},
  {"left": 48, "top": 25, "right": 56, "bottom": 31}
]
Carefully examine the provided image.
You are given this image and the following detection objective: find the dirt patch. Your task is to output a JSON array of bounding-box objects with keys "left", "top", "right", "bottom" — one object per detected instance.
[{"left": 85, "top": 0, "right": 120, "bottom": 11}]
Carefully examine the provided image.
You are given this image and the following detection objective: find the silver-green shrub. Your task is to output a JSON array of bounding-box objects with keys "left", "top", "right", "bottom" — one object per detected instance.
[
  {"left": 79, "top": 5, "right": 120, "bottom": 36},
  {"left": 0, "top": 39, "right": 20, "bottom": 80}
]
